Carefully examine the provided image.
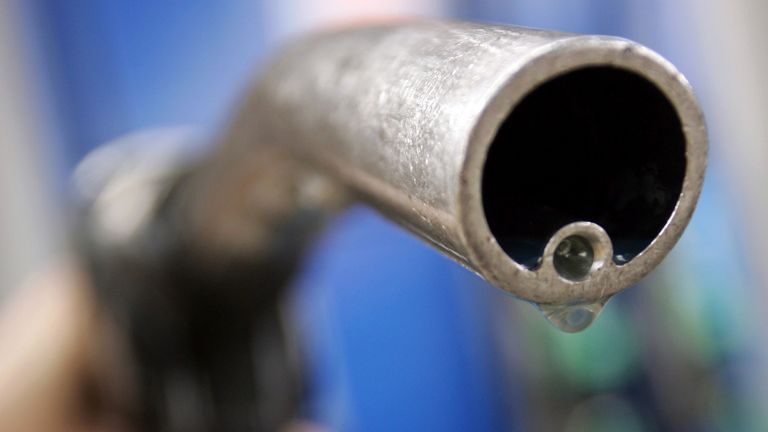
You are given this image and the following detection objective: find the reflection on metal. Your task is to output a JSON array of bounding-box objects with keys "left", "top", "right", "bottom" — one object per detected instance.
[{"left": 78, "top": 20, "right": 707, "bottom": 430}]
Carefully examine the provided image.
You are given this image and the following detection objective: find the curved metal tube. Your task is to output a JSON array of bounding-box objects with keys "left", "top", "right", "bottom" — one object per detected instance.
[{"left": 187, "top": 21, "right": 706, "bottom": 314}]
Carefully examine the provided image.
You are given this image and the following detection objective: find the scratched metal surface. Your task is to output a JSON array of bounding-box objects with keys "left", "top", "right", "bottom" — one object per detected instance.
[
  {"left": 211, "top": 20, "right": 706, "bottom": 304},
  {"left": 252, "top": 22, "right": 566, "bottom": 255}
]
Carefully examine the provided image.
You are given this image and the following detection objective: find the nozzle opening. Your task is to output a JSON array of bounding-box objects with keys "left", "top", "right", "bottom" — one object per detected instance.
[{"left": 482, "top": 66, "right": 686, "bottom": 269}]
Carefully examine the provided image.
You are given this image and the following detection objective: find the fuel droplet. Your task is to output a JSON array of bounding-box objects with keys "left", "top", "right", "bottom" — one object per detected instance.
[{"left": 536, "top": 299, "right": 609, "bottom": 333}]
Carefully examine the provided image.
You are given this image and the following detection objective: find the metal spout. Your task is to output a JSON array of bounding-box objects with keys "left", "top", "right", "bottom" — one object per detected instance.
[
  {"left": 76, "top": 20, "right": 708, "bottom": 429},
  {"left": 185, "top": 21, "right": 706, "bottom": 305}
]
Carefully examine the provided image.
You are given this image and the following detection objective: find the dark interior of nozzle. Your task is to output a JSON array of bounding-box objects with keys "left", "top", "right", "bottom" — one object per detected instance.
[{"left": 482, "top": 67, "right": 686, "bottom": 268}]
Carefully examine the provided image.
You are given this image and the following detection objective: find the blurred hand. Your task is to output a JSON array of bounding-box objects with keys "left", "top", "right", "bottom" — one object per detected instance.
[
  {"left": 0, "top": 263, "right": 329, "bottom": 432},
  {"left": 0, "top": 263, "right": 135, "bottom": 432}
]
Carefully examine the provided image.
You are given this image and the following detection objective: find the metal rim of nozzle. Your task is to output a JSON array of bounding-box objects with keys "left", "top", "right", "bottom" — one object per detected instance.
[{"left": 460, "top": 36, "right": 707, "bottom": 305}]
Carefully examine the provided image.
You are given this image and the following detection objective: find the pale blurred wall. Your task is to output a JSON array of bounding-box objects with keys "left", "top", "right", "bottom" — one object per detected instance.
[
  {"left": 689, "top": 0, "right": 768, "bottom": 405},
  {"left": 0, "top": 1, "right": 61, "bottom": 298}
]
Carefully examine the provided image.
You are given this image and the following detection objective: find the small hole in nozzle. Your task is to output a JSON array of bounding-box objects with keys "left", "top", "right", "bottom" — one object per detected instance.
[
  {"left": 482, "top": 67, "right": 686, "bottom": 268},
  {"left": 553, "top": 235, "right": 594, "bottom": 281}
]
